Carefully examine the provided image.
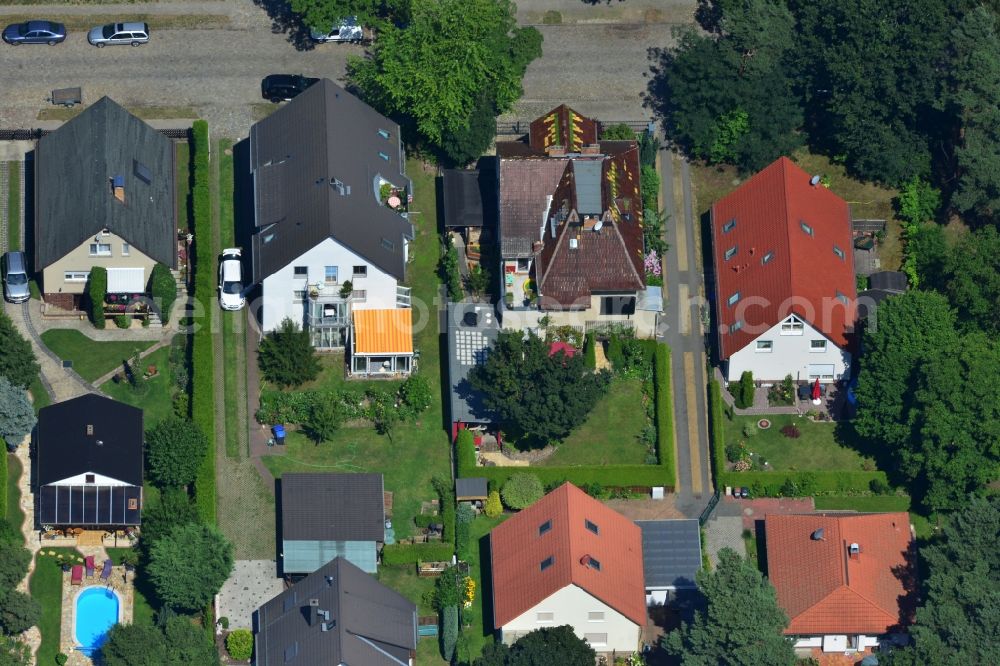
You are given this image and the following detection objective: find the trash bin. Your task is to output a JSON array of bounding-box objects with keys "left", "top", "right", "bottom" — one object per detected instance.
[{"left": 271, "top": 425, "right": 286, "bottom": 446}]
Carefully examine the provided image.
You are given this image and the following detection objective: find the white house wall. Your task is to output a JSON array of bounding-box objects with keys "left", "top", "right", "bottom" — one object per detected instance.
[
  {"left": 261, "top": 237, "right": 399, "bottom": 332},
  {"left": 725, "top": 318, "right": 850, "bottom": 383},
  {"left": 49, "top": 472, "right": 133, "bottom": 487},
  {"left": 501, "top": 584, "right": 641, "bottom": 653}
]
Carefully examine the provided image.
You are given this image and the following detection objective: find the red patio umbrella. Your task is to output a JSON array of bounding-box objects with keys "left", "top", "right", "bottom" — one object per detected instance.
[{"left": 811, "top": 378, "right": 822, "bottom": 401}]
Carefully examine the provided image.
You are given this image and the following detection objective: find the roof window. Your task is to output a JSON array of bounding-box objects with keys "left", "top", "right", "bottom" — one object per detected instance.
[
  {"left": 730, "top": 320, "right": 744, "bottom": 333},
  {"left": 833, "top": 244, "right": 845, "bottom": 260},
  {"left": 762, "top": 251, "right": 774, "bottom": 265},
  {"left": 724, "top": 245, "right": 738, "bottom": 261},
  {"left": 133, "top": 159, "right": 152, "bottom": 185},
  {"left": 378, "top": 151, "right": 390, "bottom": 161},
  {"left": 800, "top": 221, "right": 814, "bottom": 236},
  {"left": 585, "top": 520, "right": 599, "bottom": 535},
  {"left": 728, "top": 292, "right": 740, "bottom": 306},
  {"left": 835, "top": 290, "right": 850, "bottom": 305},
  {"left": 722, "top": 218, "right": 736, "bottom": 233},
  {"left": 540, "top": 556, "right": 554, "bottom": 571},
  {"left": 539, "top": 520, "right": 552, "bottom": 536},
  {"left": 377, "top": 129, "right": 391, "bottom": 139},
  {"left": 381, "top": 238, "right": 395, "bottom": 251}
]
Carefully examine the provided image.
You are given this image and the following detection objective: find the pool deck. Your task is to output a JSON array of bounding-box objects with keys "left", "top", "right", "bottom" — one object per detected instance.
[{"left": 60, "top": 566, "right": 134, "bottom": 666}]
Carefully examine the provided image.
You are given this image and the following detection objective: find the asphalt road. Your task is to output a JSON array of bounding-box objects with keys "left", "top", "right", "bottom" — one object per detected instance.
[{"left": 0, "top": 2, "right": 683, "bottom": 137}]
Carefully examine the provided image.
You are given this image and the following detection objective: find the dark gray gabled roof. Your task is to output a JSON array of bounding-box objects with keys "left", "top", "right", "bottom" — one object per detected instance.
[
  {"left": 868, "top": 271, "right": 907, "bottom": 294},
  {"left": 36, "top": 394, "right": 143, "bottom": 487},
  {"left": 281, "top": 473, "right": 385, "bottom": 542},
  {"left": 637, "top": 519, "right": 701, "bottom": 590},
  {"left": 455, "top": 477, "right": 488, "bottom": 500},
  {"left": 255, "top": 557, "right": 416, "bottom": 666},
  {"left": 443, "top": 169, "right": 484, "bottom": 228},
  {"left": 446, "top": 302, "right": 499, "bottom": 425},
  {"left": 249, "top": 79, "right": 414, "bottom": 283},
  {"left": 34, "top": 97, "right": 176, "bottom": 270}
]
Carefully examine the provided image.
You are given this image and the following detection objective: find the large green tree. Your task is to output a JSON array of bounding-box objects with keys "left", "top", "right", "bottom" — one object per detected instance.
[
  {"left": 145, "top": 416, "right": 209, "bottom": 488},
  {"left": 138, "top": 487, "right": 201, "bottom": 554},
  {"left": 147, "top": 523, "right": 233, "bottom": 613},
  {"left": 948, "top": 6, "right": 1000, "bottom": 217},
  {"left": 348, "top": 0, "right": 541, "bottom": 161},
  {"left": 663, "top": 548, "right": 795, "bottom": 665},
  {"left": 101, "top": 617, "right": 219, "bottom": 666},
  {"left": 469, "top": 331, "right": 611, "bottom": 445},
  {"left": 0, "top": 377, "right": 35, "bottom": 447},
  {"left": 886, "top": 498, "right": 1000, "bottom": 665},
  {"left": 0, "top": 313, "right": 38, "bottom": 390},
  {"left": 0, "top": 591, "right": 39, "bottom": 635},
  {"left": 290, "top": 0, "right": 410, "bottom": 30},
  {"left": 258, "top": 317, "right": 321, "bottom": 388},
  {"left": 473, "top": 625, "right": 595, "bottom": 666},
  {"left": 0, "top": 636, "right": 31, "bottom": 666},
  {"left": 942, "top": 226, "right": 1000, "bottom": 334}
]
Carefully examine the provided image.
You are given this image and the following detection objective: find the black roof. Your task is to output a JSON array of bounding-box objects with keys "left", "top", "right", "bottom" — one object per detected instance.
[
  {"left": 36, "top": 394, "right": 143, "bottom": 487},
  {"left": 37, "top": 485, "right": 141, "bottom": 526},
  {"left": 34, "top": 97, "right": 176, "bottom": 270},
  {"left": 455, "top": 477, "right": 488, "bottom": 500},
  {"left": 281, "top": 473, "right": 384, "bottom": 542},
  {"left": 249, "top": 79, "right": 414, "bottom": 284},
  {"left": 255, "top": 557, "right": 416, "bottom": 666},
  {"left": 446, "top": 302, "right": 499, "bottom": 425},
  {"left": 442, "top": 169, "right": 484, "bottom": 228},
  {"left": 637, "top": 519, "right": 702, "bottom": 590},
  {"left": 868, "top": 271, "right": 907, "bottom": 294}
]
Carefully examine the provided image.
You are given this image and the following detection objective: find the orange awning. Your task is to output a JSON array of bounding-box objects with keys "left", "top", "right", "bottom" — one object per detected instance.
[{"left": 352, "top": 309, "right": 413, "bottom": 355}]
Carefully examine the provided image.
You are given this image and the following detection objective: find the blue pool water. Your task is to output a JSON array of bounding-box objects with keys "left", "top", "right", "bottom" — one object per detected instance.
[{"left": 75, "top": 587, "right": 120, "bottom": 653}]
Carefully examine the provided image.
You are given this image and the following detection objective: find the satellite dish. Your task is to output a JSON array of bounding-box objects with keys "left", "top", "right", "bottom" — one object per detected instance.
[
  {"left": 593, "top": 220, "right": 604, "bottom": 232},
  {"left": 809, "top": 175, "right": 821, "bottom": 186}
]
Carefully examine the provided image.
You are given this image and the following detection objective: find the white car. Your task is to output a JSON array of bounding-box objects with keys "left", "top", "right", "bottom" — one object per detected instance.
[{"left": 218, "top": 248, "right": 245, "bottom": 311}]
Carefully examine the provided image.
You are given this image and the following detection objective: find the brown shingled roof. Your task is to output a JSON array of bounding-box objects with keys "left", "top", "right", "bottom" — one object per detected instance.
[
  {"left": 498, "top": 159, "right": 568, "bottom": 257},
  {"left": 765, "top": 513, "right": 914, "bottom": 636},
  {"left": 490, "top": 483, "right": 646, "bottom": 628}
]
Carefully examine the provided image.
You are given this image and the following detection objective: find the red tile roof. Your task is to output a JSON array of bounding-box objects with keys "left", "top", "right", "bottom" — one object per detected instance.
[
  {"left": 765, "top": 513, "right": 914, "bottom": 636},
  {"left": 490, "top": 483, "right": 646, "bottom": 628},
  {"left": 711, "top": 157, "right": 857, "bottom": 360}
]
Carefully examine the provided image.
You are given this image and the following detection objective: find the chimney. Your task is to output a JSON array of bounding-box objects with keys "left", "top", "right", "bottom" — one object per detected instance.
[
  {"left": 848, "top": 542, "right": 861, "bottom": 559},
  {"left": 546, "top": 145, "right": 566, "bottom": 157},
  {"left": 308, "top": 598, "right": 320, "bottom": 626},
  {"left": 111, "top": 175, "right": 125, "bottom": 203},
  {"left": 86, "top": 425, "right": 94, "bottom": 436},
  {"left": 581, "top": 144, "right": 600, "bottom": 155},
  {"left": 579, "top": 555, "right": 591, "bottom": 566},
  {"left": 809, "top": 175, "right": 821, "bottom": 187}
]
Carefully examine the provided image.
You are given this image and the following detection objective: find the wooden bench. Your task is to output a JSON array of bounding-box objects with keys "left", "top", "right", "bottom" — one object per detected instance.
[{"left": 417, "top": 561, "right": 450, "bottom": 577}]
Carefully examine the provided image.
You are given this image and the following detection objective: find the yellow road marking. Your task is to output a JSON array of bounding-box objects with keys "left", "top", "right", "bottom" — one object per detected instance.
[{"left": 684, "top": 352, "right": 703, "bottom": 495}]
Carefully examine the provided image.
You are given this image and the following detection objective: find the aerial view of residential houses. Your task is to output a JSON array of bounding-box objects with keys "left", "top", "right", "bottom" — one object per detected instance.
[{"left": 0, "top": 1, "right": 997, "bottom": 665}]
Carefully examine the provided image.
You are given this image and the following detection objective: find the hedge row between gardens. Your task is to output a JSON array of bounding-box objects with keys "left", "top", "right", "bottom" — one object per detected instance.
[
  {"left": 707, "top": 380, "right": 887, "bottom": 496},
  {"left": 381, "top": 543, "right": 455, "bottom": 565},
  {"left": 456, "top": 342, "right": 676, "bottom": 493},
  {"left": 0, "top": 448, "right": 7, "bottom": 522},
  {"left": 190, "top": 121, "right": 216, "bottom": 525}
]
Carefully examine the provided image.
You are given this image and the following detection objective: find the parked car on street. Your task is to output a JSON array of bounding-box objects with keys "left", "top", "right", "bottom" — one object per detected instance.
[
  {"left": 218, "top": 248, "right": 245, "bottom": 311},
  {"left": 260, "top": 74, "right": 320, "bottom": 103},
  {"left": 309, "top": 16, "right": 370, "bottom": 44},
  {"left": 2, "top": 251, "right": 30, "bottom": 303},
  {"left": 87, "top": 22, "right": 149, "bottom": 47},
  {"left": 2, "top": 20, "right": 66, "bottom": 45}
]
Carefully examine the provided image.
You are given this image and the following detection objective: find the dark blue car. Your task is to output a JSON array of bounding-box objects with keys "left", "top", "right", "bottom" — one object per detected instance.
[{"left": 2, "top": 20, "right": 66, "bottom": 45}]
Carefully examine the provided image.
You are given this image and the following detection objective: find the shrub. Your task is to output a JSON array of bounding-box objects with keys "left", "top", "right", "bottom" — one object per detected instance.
[
  {"left": 584, "top": 332, "right": 597, "bottom": 370},
  {"left": 414, "top": 514, "right": 437, "bottom": 529},
  {"left": 259, "top": 318, "right": 320, "bottom": 388},
  {"left": 484, "top": 490, "right": 502, "bottom": 518},
  {"left": 0, "top": 311, "right": 40, "bottom": 389},
  {"left": 639, "top": 130, "right": 660, "bottom": 168},
  {"left": 742, "top": 422, "right": 757, "bottom": 438},
  {"left": 725, "top": 442, "right": 745, "bottom": 464},
  {"left": 606, "top": 335, "right": 624, "bottom": 371},
  {"left": 400, "top": 374, "right": 432, "bottom": 413},
  {"left": 780, "top": 424, "right": 801, "bottom": 439},
  {"left": 734, "top": 371, "right": 755, "bottom": 409},
  {"left": 145, "top": 416, "right": 209, "bottom": 489},
  {"left": 0, "top": 376, "right": 35, "bottom": 448},
  {"left": 501, "top": 473, "right": 544, "bottom": 509},
  {"left": 455, "top": 505, "right": 472, "bottom": 558},
  {"left": 870, "top": 477, "right": 891, "bottom": 495},
  {"left": 432, "top": 476, "right": 456, "bottom": 546},
  {"left": 56, "top": 654, "right": 68, "bottom": 666},
  {"left": 87, "top": 266, "right": 107, "bottom": 329},
  {"left": 381, "top": 543, "right": 454, "bottom": 565},
  {"left": 0, "top": 590, "right": 40, "bottom": 634},
  {"left": 602, "top": 123, "right": 636, "bottom": 140},
  {"left": 114, "top": 314, "right": 130, "bottom": 329},
  {"left": 780, "top": 477, "right": 799, "bottom": 498},
  {"left": 439, "top": 235, "right": 463, "bottom": 301},
  {"left": 640, "top": 164, "right": 660, "bottom": 212},
  {"left": 304, "top": 398, "right": 346, "bottom": 443},
  {"left": 652, "top": 343, "right": 675, "bottom": 483},
  {"left": 149, "top": 262, "right": 177, "bottom": 324},
  {"left": 441, "top": 605, "right": 458, "bottom": 661},
  {"left": 456, "top": 430, "right": 476, "bottom": 474},
  {"left": 225, "top": 629, "right": 253, "bottom": 661}
]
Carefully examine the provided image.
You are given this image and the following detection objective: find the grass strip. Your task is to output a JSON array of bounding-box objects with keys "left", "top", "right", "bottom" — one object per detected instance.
[
  {"left": 31, "top": 548, "right": 83, "bottom": 665},
  {"left": 0, "top": 14, "right": 228, "bottom": 31},
  {"left": 39, "top": 329, "right": 155, "bottom": 382},
  {"left": 28, "top": 375, "right": 50, "bottom": 412},
  {"left": 218, "top": 139, "right": 240, "bottom": 458},
  {"left": 7, "top": 162, "right": 19, "bottom": 251},
  {"left": 191, "top": 120, "right": 216, "bottom": 524}
]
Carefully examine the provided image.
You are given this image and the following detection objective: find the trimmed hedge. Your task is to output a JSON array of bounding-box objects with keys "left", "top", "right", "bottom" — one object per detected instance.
[
  {"left": 149, "top": 262, "right": 177, "bottom": 324},
  {"left": 584, "top": 332, "right": 597, "bottom": 370},
  {"left": 456, "top": 430, "right": 476, "bottom": 475},
  {"left": 433, "top": 477, "right": 456, "bottom": 547},
  {"left": 653, "top": 344, "right": 677, "bottom": 488},
  {"left": 87, "top": 266, "right": 107, "bottom": 329},
  {"left": 0, "top": 448, "right": 7, "bottom": 522},
  {"left": 442, "top": 605, "right": 458, "bottom": 662},
  {"left": 381, "top": 543, "right": 455, "bottom": 565},
  {"left": 190, "top": 121, "right": 216, "bottom": 525},
  {"left": 707, "top": 380, "right": 888, "bottom": 495},
  {"left": 456, "top": 342, "right": 676, "bottom": 493}
]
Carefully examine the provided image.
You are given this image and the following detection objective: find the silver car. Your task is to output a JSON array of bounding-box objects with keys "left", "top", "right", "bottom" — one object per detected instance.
[
  {"left": 2, "top": 251, "right": 30, "bottom": 303},
  {"left": 88, "top": 22, "right": 149, "bottom": 47}
]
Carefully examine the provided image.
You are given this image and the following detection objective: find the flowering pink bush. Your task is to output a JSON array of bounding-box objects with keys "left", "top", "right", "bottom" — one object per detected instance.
[{"left": 644, "top": 250, "right": 661, "bottom": 277}]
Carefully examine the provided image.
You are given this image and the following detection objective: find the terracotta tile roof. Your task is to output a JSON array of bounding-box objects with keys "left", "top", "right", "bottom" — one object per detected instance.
[
  {"left": 498, "top": 159, "right": 569, "bottom": 257},
  {"left": 352, "top": 308, "right": 413, "bottom": 355},
  {"left": 490, "top": 483, "right": 646, "bottom": 628},
  {"left": 765, "top": 513, "right": 914, "bottom": 636},
  {"left": 711, "top": 157, "right": 857, "bottom": 360},
  {"left": 535, "top": 145, "right": 645, "bottom": 308}
]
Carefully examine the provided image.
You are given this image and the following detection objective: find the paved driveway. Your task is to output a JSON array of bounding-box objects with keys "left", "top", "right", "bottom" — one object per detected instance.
[{"left": 0, "top": 1, "right": 690, "bottom": 137}]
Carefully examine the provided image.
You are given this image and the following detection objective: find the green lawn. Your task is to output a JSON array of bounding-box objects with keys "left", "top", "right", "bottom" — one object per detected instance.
[
  {"left": 218, "top": 139, "right": 245, "bottom": 458},
  {"left": 378, "top": 565, "right": 438, "bottom": 616},
  {"left": 459, "top": 514, "right": 507, "bottom": 664},
  {"left": 724, "top": 414, "right": 868, "bottom": 471},
  {"left": 6, "top": 455, "right": 23, "bottom": 537},
  {"left": 273, "top": 352, "right": 403, "bottom": 395},
  {"left": 29, "top": 375, "right": 51, "bottom": 412},
  {"left": 31, "top": 548, "right": 83, "bottom": 665},
  {"left": 540, "top": 378, "right": 649, "bottom": 466},
  {"left": 105, "top": 547, "right": 156, "bottom": 626},
  {"left": 261, "top": 158, "right": 450, "bottom": 541},
  {"left": 39, "top": 329, "right": 155, "bottom": 383},
  {"left": 100, "top": 346, "right": 174, "bottom": 426}
]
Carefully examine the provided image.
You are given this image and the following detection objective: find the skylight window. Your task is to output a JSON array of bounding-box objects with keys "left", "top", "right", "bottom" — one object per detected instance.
[
  {"left": 585, "top": 520, "right": 599, "bottom": 535},
  {"left": 835, "top": 290, "right": 850, "bottom": 305},
  {"left": 377, "top": 129, "right": 391, "bottom": 139},
  {"left": 800, "top": 221, "right": 814, "bottom": 236},
  {"left": 728, "top": 292, "right": 740, "bottom": 306},
  {"left": 833, "top": 244, "right": 845, "bottom": 260},
  {"left": 730, "top": 320, "right": 744, "bottom": 332},
  {"left": 722, "top": 219, "right": 736, "bottom": 233},
  {"left": 587, "top": 557, "right": 601, "bottom": 571},
  {"left": 540, "top": 557, "right": 554, "bottom": 571},
  {"left": 724, "top": 245, "right": 738, "bottom": 261},
  {"left": 762, "top": 251, "right": 774, "bottom": 265},
  {"left": 539, "top": 520, "right": 551, "bottom": 536},
  {"left": 378, "top": 151, "right": 390, "bottom": 161}
]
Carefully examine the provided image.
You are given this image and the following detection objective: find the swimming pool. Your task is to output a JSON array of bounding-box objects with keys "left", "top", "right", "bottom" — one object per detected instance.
[{"left": 75, "top": 587, "right": 120, "bottom": 653}]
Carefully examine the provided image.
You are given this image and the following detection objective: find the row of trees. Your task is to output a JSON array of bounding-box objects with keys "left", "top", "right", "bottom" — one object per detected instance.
[
  {"left": 290, "top": 0, "right": 542, "bottom": 166},
  {"left": 652, "top": 0, "right": 1000, "bottom": 221}
]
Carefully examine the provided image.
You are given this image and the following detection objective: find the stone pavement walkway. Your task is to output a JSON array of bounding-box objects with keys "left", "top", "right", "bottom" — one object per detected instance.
[
  {"left": 12, "top": 438, "right": 42, "bottom": 661},
  {"left": 702, "top": 515, "right": 745, "bottom": 568},
  {"left": 216, "top": 560, "right": 283, "bottom": 630},
  {"left": 4, "top": 301, "right": 92, "bottom": 402}
]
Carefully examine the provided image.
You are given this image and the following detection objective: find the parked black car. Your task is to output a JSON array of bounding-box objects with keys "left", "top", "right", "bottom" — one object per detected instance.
[
  {"left": 260, "top": 74, "right": 320, "bottom": 103},
  {"left": 2, "top": 20, "right": 66, "bottom": 45}
]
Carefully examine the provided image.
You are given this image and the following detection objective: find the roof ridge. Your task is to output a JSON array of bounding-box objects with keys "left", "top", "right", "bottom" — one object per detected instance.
[
  {"left": 778, "top": 157, "right": 795, "bottom": 308},
  {"left": 609, "top": 211, "right": 644, "bottom": 287}
]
